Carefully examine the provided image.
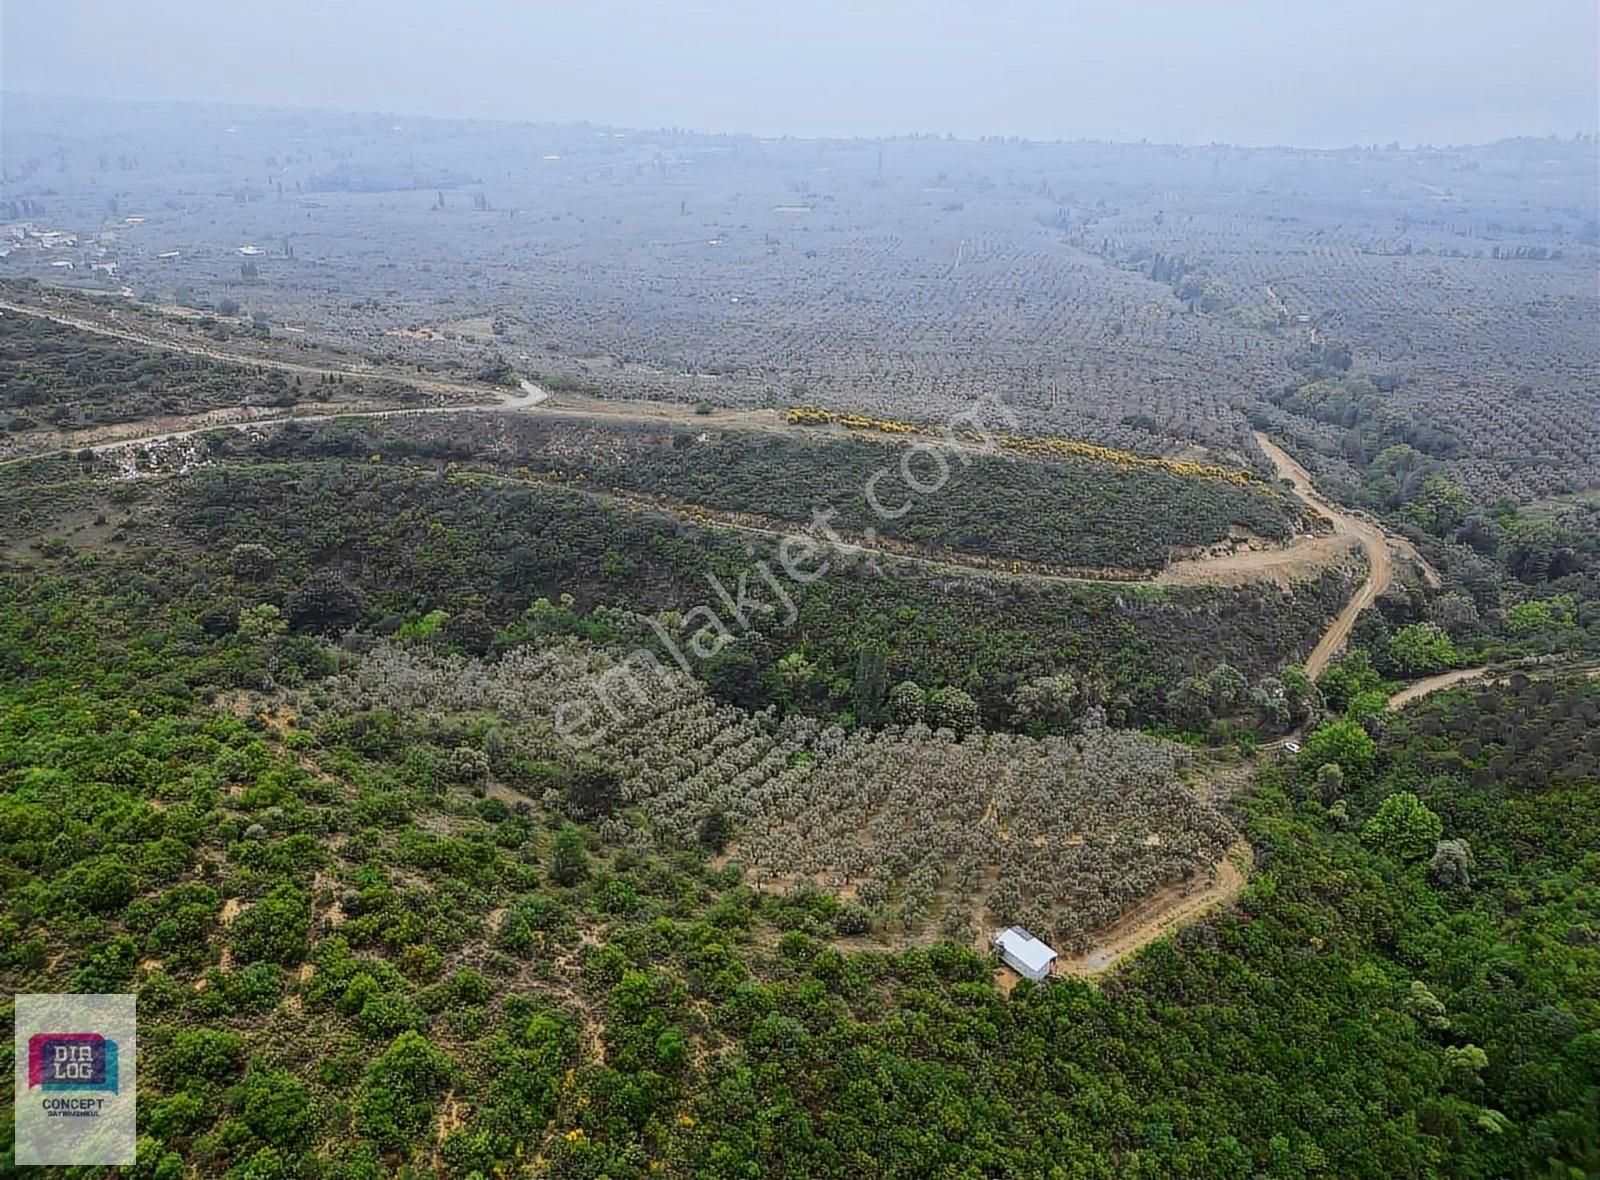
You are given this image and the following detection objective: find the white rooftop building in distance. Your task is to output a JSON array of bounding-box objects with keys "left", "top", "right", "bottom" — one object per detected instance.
[{"left": 993, "top": 926, "right": 1058, "bottom": 981}]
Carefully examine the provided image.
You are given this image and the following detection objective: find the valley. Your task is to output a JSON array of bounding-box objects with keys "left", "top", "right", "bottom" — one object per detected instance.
[{"left": 2, "top": 86, "right": 1597, "bottom": 1180}]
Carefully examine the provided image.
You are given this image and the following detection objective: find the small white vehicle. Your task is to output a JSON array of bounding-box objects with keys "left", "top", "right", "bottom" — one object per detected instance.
[{"left": 1283, "top": 740, "right": 1302, "bottom": 755}]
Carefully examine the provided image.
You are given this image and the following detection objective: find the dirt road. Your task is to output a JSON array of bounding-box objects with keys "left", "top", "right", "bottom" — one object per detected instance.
[
  {"left": 1385, "top": 660, "right": 1600, "bottom": 712},
  {"left": 0, "top": 387, "right": 547, "bottom": 472},
  {"left": 0, "top": 297, "right": 507, "bottom": 404},
  {"left": 0, "top": 299, "right": 1416, "bottom": 653},
  {"left": 1156, "top": 531, "right": 1361, "bottom": 588},
  {"left": 1253, "top": 432, "right": 1398, "bottom": 678},
  {"left": 1054, "top": 842, "right": 1253, "bottom": 978},
  {"left": 0, "top": 297, "right": 558, "bottom": 471},
  {"left": 1385, "top": 667, "right": 1495, "bottom": 710}
]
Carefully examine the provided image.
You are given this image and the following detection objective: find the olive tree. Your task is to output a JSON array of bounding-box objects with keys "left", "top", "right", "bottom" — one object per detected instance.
[{"left": 1428, "top": 838, "right": 1475, "bottom": 889}]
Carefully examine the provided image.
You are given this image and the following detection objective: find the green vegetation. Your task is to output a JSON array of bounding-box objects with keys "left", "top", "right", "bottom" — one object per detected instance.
[
  {"left": 1264, "top": 363, "right": 1600, "bottom": 678},
  {"left": 249, "top": 413, "right": 1305, "bottom": 575},
  {"left": 2, "top": 551, "right": 1596, "bottom": 1176},
  {"left": 3, "top": 458, "right": 1349, "bottom": 731},
  {"left": 1, "top": 316, "right": 1594, "bottom": 1178},
  {"left": 0, "top": 313, "right": 422, "bottom": 435},
  {"left": 1274, "top": 372, "right": 1458, "bottom": 462}
]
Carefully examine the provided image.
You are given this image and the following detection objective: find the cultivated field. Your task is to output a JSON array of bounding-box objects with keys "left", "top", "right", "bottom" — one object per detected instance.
[
  {"left": 7, "top": 96, "right": 1595, "bottom": 486},
  {"left": 310, "top": 641, "right": 1238, "bottom": 957}
]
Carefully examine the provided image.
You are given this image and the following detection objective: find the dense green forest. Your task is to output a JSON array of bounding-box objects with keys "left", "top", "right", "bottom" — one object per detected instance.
[
  {"left": 1364, "top": 485, "right": 1600, "bottom": 676},
  {"left": 1, "top": 548, "right": 1596, "bottom": 1177}
]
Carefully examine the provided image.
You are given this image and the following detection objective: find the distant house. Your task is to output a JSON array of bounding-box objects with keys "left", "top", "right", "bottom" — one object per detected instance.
[{"left": 993, "top": 926, "right": 1058, "bottom": 981}]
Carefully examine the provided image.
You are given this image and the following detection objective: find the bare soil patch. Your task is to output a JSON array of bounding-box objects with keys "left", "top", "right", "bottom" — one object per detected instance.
[{"left": 1052, "top": 841, "right": 1252, "bottom": 978}]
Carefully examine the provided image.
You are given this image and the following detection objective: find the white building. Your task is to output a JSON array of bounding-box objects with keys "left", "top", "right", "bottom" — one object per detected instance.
[{"left": 993, "top": 926, "right": 1058, "bottom": 981}]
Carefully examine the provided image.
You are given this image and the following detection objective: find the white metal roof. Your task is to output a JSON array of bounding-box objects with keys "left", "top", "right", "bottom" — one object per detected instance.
[{"left": 994, "top": 926, "right": 1057, "bottom": 973}]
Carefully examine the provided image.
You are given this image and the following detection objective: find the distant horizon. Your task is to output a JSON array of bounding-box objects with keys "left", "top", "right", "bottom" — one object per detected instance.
[
  {"left": 3, "top": 0, "right": 1595, "bottom": 150},
  {"left": 6, "top": 88, "right": 1593, "bottom": 155}
]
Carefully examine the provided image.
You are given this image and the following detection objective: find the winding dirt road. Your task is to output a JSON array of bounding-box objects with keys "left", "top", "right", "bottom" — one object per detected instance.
[
  {"left": 1385, "top": 667, "right": 1496, "bottom": 710},
  {"left": 0, "top": 297, "right": 504, "bottom": 403},
  {"left": 1253, "top": 432, "right": 1401, "bottom": 678},
  {"left": 2, "top": 297, "right": 1423, "bottom": 667},
  {"left": 1385, "top": 661, "right": 1600, "bottom": 712},
  {"left": 2, "top": 293, "right": 1489, "bottom": 987},
  {"left": 1054, "top": 842, "right": 1253, "bottom": 978}
]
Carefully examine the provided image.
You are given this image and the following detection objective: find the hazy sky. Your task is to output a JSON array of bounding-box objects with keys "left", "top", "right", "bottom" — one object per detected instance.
[{"left": 4, "top": 0, "right": 1596, "bottom": 145}]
